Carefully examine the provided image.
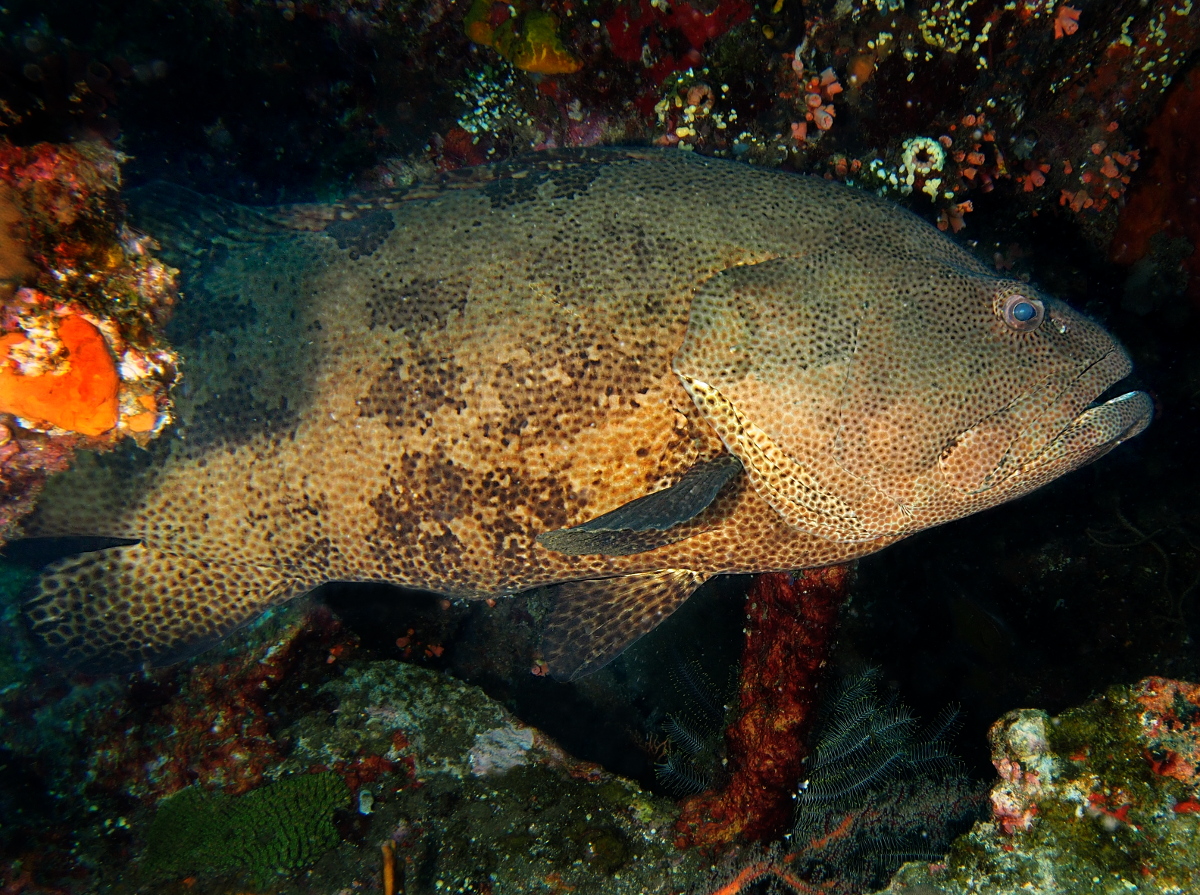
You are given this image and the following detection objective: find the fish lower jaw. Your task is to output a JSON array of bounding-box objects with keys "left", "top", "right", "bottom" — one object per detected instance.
[
  {"left": 1077, "top": 389, "right": 1154, "bottom": 447},
  {"left": 1017, "top": 389, "right": 1153, "bottom": 481},
  {"left": 976, "top": 389, "right": 1152, "bottom": 501}
]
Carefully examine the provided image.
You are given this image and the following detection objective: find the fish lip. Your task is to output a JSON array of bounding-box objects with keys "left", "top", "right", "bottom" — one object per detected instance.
[
  {"left": 1074, "top": 387, "right": 1154, "bottom": 444},
  {"left": 969, "top": 346, "right": 1148, "bottom": 494},
  {"left": 1018, "top": 354, "right": 1153, "bottom": 476}
]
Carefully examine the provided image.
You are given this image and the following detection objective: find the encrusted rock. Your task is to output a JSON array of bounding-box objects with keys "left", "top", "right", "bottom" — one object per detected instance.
[
  {"left": 875, "top": 678, "right": 1200, "bottom": 895},
  {"left": 274, "top": 659, "right": 703, "bottom": 894}
]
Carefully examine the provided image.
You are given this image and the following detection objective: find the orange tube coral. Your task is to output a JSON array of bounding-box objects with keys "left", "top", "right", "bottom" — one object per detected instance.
[
  {"left": 0, "top": 314, "right": 119, "bottom": 436},
  {"left": 381, "top": 840, "right": 399, "bottom": 895}
]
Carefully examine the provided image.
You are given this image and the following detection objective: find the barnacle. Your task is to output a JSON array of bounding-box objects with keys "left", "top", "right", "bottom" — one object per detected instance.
[{"left": 899, "top": 136, "right": 947, "bottom": 199}]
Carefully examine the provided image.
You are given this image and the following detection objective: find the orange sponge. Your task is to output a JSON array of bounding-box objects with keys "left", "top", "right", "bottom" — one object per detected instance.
[{"left": 0, "top": 314, "right": 119, "bottom": 436}]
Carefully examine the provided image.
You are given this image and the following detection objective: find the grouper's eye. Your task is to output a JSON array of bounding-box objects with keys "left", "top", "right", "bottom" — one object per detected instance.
[{"left": 1001, "top": 293, "right": 1044, "bottom": 332}]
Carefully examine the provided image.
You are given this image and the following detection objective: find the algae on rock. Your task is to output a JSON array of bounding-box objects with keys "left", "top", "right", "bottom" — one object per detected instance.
[
  {"left": 275, "top": 659, "right": 703, "bottom": 894},
  {"left": 874, "top": 678, "right": 1200, "bottom": 895}
]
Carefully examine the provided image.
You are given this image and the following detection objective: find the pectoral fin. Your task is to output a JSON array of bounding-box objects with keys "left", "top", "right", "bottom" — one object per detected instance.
[
  {"left": 542, "top": 569, "right": 707, "bottom": 681},
  {"left": 22, "top": 542, "right": 306, "bottom": 673},
  {"left": 536, "top": 454, "right": 742, "bottom": 556}
]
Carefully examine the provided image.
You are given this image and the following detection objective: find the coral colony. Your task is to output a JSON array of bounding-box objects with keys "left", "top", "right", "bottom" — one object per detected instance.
[{"left": 0, "top": 141, "right": 177, "bottom": 544}]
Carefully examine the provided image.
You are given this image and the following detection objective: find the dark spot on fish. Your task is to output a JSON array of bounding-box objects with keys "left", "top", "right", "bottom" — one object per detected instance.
[
  {"left": 368, "top": 459, "right": 467, "bottom": 582},
  {"left": 364, "top": 278, "right": 468, "bottom": 334},
  {"left": 1172, "top": 689, "right": 1200, "bottom": 727},
  {"left": 324, "top": 209, "right": 396, "bottom": 259},
  {"left": 545, "top": 164, "right": 604, "bottom": 201},
  {"left": 293, "top": 535, "right": 337, "bottom": 577},
  {"left": 484, "top": 171, "right": 543, "bottom": 209},
  {"left": 359, "top": 357, "right": 469, "bottom": 433},
  {"left": 483, "top": 162, "right": 603, "bottom": 210},
  {"left": 367, "top": 453, "right": 574, "bottom": 582},
  {"left": 164, "top": 245, "right": 262, "bottom": 345},
  {"left": 166, "top": 289, "right": 258, "bottom": 344},
  {"left": 185, "top": 367, "right": 300, "bottom": 451}
]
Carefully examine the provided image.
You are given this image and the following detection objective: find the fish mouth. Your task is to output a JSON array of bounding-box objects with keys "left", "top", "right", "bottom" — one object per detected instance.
[
  {"left": 939, "top": 345, "right": 1151, "bottom": 497},
  {"left": 1003, "top": 348, "right": 1152, "bottom": 488},
  {"left": 1078, "top": 379, "right": 1153, "bottom": 442},
  {"left": 1046, "top": 387, "right": 1152, "bottom": 456}
]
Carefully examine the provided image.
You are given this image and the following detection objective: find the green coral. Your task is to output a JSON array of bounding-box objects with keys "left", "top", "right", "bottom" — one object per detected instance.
[{"left": 142, "top": 772, "right": 350, "bottom": 884}]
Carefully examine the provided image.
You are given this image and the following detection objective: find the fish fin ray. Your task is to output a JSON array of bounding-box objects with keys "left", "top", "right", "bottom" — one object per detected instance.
[
  {"left": 22, "top": 542, "right": 305, "bottom": 673},
  {"left": 125, "top": 182, "right": 282, "bottom": 271},
  {"left": 542, "top": 569, "right": 706, "bottom": 681},
  {"left": 536, "top": 455, "right": 741, "bottom": 556}
]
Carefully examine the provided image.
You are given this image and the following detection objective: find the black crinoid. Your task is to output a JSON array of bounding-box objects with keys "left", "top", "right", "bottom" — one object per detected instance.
[
  {"left": 787, "top": 668, "right": 987, "bottom": 893},
  {"left": 654, "top": 651, "right": 736, "bottom": 797}
]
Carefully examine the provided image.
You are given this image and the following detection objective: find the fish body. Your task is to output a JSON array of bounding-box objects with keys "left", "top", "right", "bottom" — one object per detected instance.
[{"left": 20, "top": 149, "right": 1151, "bottom": 678}]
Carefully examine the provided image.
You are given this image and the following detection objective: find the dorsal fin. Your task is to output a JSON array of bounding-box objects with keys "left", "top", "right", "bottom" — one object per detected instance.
[{"left": 125, "top": 182, "right": 283, "bottom": 272}]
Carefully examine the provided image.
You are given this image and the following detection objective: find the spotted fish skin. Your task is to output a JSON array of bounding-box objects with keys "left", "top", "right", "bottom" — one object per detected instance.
[{"left": 20, "top": 149, "right": 1150, "bottom": 677}]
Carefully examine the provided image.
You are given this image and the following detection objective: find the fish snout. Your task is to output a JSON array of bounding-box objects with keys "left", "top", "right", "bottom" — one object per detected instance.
[
  {"left": 1021, "top": 337, "right": 1151, "bottom": 463},
  {"left": 939, "top": 310, "right": 1151, "bottom": 500}
]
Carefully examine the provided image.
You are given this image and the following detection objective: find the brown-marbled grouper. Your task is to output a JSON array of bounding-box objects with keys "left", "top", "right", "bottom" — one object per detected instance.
[{"left": 19, "top": 149, "right": 1151, "bottom": 680}]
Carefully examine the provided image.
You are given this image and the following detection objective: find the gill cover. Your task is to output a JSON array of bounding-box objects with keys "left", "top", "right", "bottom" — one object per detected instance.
[{"left": 672, "top": 257, "right": 908, "bottom": 543}]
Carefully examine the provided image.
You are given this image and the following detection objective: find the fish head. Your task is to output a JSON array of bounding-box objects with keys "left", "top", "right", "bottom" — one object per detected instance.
[
  {"left": 926, "top": 274, "right": 1150, "bottom": 502},
  {"left": 835, "top": 265, "right": 1153, "bottom": 527},
  {"left": 674, "top": 253, "right": 1152, "bottom": 545}
]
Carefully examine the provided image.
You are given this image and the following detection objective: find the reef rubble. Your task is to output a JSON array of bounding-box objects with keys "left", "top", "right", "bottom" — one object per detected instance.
[
  {"left": 271, "top": 658, "right": 704, "bottom": 894},
  {"left": 0, "top": 586, "right": 704, "bottom": 894},
  {"left": 873, "top": 677, "right": 1200, "bottom": 895}
]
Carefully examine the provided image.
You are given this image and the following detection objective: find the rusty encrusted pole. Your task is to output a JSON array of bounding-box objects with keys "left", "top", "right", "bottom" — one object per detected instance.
[{"left": 676, "top": 565, "right": 850, "bottom": 849}]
